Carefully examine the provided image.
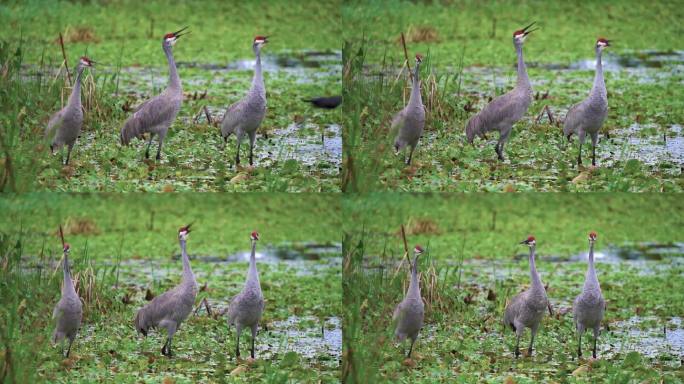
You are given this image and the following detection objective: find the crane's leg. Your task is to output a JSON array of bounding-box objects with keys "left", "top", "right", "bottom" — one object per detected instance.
[
  {"left": 496, "top": 129, "right": 511, "bottom": 161},
  {"left": 145, "top": 133, "right": 155, "bottom": 159},
  {"left": 162, "top": 322, "right": 177, "bottom": 357},
  {"left": 406, "top": 145, "right": 415, "bottom": 165},
  {"left": 591, "top": 134, "right": 598, "bottom": 167},
  {"left": 407, "top": 337, "right": 415, "bottom": 358},
  {"left": 235, "top": 324, "right": 242, "bottom": 358},
  {"left": 577, "top": 143, "right": 583, "bottom": 167},
  {"left": 65, "top": 144, "right": 73, "bottom": 165},
  {"left": 65, "top": 337, "right": 74, "bottom": 358},
  {"left": 250, "top": 324, "right": 258, "bottom": 359},
  {"left": 235, "top": 142, "right": 241, "bottom": 165},
  {"left": 156, "top": 134, "right": 164, "bottom": 161},
  {"left": 577, "top": 332, "right": 582, "bottom": 358},
  {"left": 592, "top": 327, "right": 599, "bottom": 358},
  {"left": 249, "top": 144, "right": 254, "bottom": 166},
  {"left": 528, "top": 324, "right": 538, "bottom": 356},
  {"left": 513, "top": 320, "right": 524, "bottom": 358},
  {"left": 249, "top": 132, "right": 256, "bottom": 166}
]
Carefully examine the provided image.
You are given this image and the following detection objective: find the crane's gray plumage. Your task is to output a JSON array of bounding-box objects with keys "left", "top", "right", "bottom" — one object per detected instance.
[
  {"left": 393, "top": 245, "right": 424, "bottom": 358},
  {"left": 392, "top": 54, "right": 425, "bottom": 165},
  {"left": 466, "top": 23, "right": 537, "bottom": 161},
  {"left": 221, "top": 36, "right": 268, "bottom": 166},
  {"left": 52, "top": 241, "right": 82, "bottom": 358},
  {"left": 135, "top": 224, "right": 197, "bottom": 356},
  {"left": 504, "top": 236, "right": 549, "bottom": 358},
  {"left": 227, "top": 231, "right": 265, "bottom": 359},
  {"left": 120, "top": 27, "right": 188, "bottom": 161},
  {"left": 564, "top": 38, "right": 610, "bottom": 167},
  {"left": 573, "top": 231, "right": 606, "bottom": 359},
  {"left": 45, "top": 57, "right": 94, "bottom": 165}
]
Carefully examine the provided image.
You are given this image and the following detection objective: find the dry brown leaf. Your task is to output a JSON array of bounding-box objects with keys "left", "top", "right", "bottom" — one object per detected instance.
[
  {"left": 402, "top": 357, "right": 417, "bottom": 368},
  {"left": 230, "top": 173, "right": 250, "bottom": 183},
  {"left": 230, "top": 365, "right": 248, "bottom": 375},
  {"left": 572, "top": 365, "right": 589, "bottom": 376}
]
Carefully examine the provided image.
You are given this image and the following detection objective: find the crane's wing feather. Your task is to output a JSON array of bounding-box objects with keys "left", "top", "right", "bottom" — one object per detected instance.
[
  {"left": 120, "top": 94, "right": 178, "bottom": 145},
  {"left": 480, "top": 92, "right": 525, "bottom": 126},
  {"left": 220, "top": 99, "right": 247, "bottom": 136},
  {"left": 563, "top": 102, "right": 584, "bottom": 137},
  {"left": 45, "top": 108, "right": 66, "bottom": 140},
  {"left": 390, "top": 108, "right": 407, "bottom": 134}
]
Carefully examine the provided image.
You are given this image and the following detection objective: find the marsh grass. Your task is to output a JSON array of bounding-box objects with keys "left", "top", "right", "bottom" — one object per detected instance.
[
  {"left": 0, "top": 194, "right": 341, "bottom": 382},
  {"left": 342, "top": 1, "right": 684, "bottom": 192},
  {"left": 342, "top": 194, "right": 684, "bottom": 382},
  {"left": 2, "top": 0, "right": 341, "bottom": 192},
  {"left": 0, "top": 229, "right": 119, "bottom": 382}
]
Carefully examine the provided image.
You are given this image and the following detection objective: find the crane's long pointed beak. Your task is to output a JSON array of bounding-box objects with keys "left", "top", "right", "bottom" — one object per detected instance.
[
  {"left": 174, "top": 26, "right": 190, "bottom": 39},
  {"left": 522, "top": 21, "right": 536, "bottom": 32},
  {"left": 173, "top": 26, "right": 189, "bottom": 35},
  {"left": 522, "top": 21, "right": 539, "bottom": 36}
]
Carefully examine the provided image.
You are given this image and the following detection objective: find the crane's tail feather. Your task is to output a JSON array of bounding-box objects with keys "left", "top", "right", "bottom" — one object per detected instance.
[
  {"left": 465, "top": 113, "right": 485, "bottom": 144},
  {"left": 120, "top": 117, "right": 145, "bottom": 146},
  {"left": 134, "top": 309, "right": 148, "bottom": 336}
]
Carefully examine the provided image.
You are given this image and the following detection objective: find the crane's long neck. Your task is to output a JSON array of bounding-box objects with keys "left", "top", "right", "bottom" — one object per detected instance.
[
  {"left": 246, "top": 240, "right": 261, "bottom": 290},
  {"left": 591, "top": 48, "right": 606, "bottom": 98},
  {"left": 180, "top": 239, "right": 195, "bottom": 284},
  {"left": 515, "top": 43, "right": 531, "bottom": 90},
  {"left": 529, "top": 245, "right": 544, "bottom": 292},
  {"left": 584, "top": 241, "right": 600, "bottom": 291},
  {"left": 407, "top": 254, "right": 421, "bottom": 299},
  {"left": 67, "top": 66, "right": 84, "bottom": 108},
  {"left": 408, "top": 63, "right": 422, "bottom": 107},
  {"left": 252, "top": 46, "right": 265, "bottom": 96},
  {"left": 62, "top": 253, "right": 76, "bottom": 296},
  {"left": 164, "top": 45, "right": 181, "bottom": 91}
]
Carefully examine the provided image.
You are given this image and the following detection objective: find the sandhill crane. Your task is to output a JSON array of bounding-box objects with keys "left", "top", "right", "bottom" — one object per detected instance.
[
  {"left": 302, "top": 95, "right": 342, "bottom": 109},
  {"left": 573, "top": 231, "right": 606, "bottom": 358},
  {"left": 45, "top": 57, "right": 94, "bottom": 165},
  {"left": 392, "top": 54, "right": 425, "bottom": 165},
  {"left": 466, "top": 22, "right": 537, "bottom": 161},
  {"left": 393, "top": 245, "right": 424, "bottom": 358},
  {"left": 52, "top": 226, "right": 82, "bottom": 357},
  {"left": 563, "top": 38, "right": 610, "bottom": 167},
  {"left": 134, "top": 224, "right": 197, "bottom": 356},
  {"left": 504, "top": 236, "right": 550, "bottom": 358},
  {"left": 120, "top": 27, "right": 188, "bottom": 161},
  {"left": 227, "top": 231, "right": 264, "bottom": 359},
  {"left": 221, "top": 36, "right": 268, "bottom": 166}
]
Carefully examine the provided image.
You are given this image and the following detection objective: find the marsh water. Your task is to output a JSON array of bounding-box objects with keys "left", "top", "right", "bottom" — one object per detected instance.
[
  {"left": 115, "top": 51, "right": 341, "bottom": 171},
  {"left": 361, "top": 241, "right": 684, "bottom": 366},
  {"left": 115, "top": 243, "right": 342, "bottom": 367}
]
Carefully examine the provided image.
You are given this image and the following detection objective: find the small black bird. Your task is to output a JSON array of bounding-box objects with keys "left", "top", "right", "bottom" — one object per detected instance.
[{"left": 302, "top": 96, "right": 342, "bottom": 109}]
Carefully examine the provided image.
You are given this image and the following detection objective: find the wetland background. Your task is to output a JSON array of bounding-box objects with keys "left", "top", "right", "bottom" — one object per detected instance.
[
  {"left": 0, "top": 0, "right": 341, "bottom": 192},
  {"left": 0, "top": 193, "right": 342, "bottom": 382},
  {"left": 343, "top": 193, "right": 684, "bottom": 382},
  {"left": 342, "top": 0, "right": 684, "bottom": 192}
]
